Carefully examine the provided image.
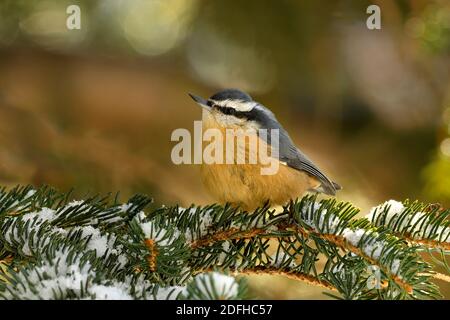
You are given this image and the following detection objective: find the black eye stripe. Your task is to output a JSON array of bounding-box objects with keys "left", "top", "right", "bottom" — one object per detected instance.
[
  {"left": 218, "top": 106, "right": 232, "bottom": 114},
  {"left": 212, "top": 104, "right": 255, "bottom": 119}
]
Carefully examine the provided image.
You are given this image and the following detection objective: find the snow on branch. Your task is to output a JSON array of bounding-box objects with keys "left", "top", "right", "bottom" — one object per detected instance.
[
  {"left": 367, "top": 200, "right": 450, "bottom": 250},
  {"left": 0, "top": 185, "right": 448, "bottom": 300}
]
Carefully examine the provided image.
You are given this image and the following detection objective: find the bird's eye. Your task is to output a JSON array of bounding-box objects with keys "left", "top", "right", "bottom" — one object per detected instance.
[
  {"left": 215, "top": 105, "right": 235, "bottom": 116},
  {"left": 224, "top": 108, "right": 235, "bottom": 115}
]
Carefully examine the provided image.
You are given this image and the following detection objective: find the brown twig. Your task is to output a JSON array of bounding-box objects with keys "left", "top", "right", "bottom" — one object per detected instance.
[
  {"left": 144, "top": 239, "right": 158, "bottom": 272},
  {"left": 191, "top": 228, "right": 267, "bottom": 249},
  {"left": 402, "top": 237, "right": 450, "bottom": 251},
  {"left": 196, "top": 266, "right": 336, "bottom": 291}
]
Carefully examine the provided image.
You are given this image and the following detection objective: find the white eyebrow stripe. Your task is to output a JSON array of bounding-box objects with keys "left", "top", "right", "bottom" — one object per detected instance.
[{"left": 210, "top": 99, "right": 257, "bottom": 112}]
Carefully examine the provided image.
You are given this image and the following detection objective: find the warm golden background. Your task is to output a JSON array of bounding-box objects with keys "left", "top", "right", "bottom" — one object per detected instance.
[{"left": 0, "top": 0, "right": 449, "bottom": 299}]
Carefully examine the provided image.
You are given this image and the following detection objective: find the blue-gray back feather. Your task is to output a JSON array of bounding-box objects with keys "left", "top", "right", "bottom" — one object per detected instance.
[{"left": 253, "top": 104, "right": 340, "bottom": 195}]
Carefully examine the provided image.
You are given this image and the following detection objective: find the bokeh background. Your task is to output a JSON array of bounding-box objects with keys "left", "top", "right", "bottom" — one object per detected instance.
[{"left": 0, "top": 0, "right": 449, "bottom": 299}]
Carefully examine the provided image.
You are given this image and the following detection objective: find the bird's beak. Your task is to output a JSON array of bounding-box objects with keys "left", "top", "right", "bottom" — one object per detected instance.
[{"left": 188, "top": 93, "right": 210, "bottom": 109}]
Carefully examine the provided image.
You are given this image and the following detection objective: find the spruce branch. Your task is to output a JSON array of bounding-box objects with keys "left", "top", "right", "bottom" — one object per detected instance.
[
  {"left": 185, "top": 200, "right": 428, "bottom": 295},
  {"left": 0, "top": 185, "right": 448, "bottom": 300},
  {"left": 366, "top": 199, "right": 450, "bottom": 283},
  {"left": 367, "top": 200, "right": 450, "bottom": 250}
]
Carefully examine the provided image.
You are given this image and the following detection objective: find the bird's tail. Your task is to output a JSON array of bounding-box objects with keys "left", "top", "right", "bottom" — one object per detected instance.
[
  {"left": 309, "top": 181, "right": 342, "bottom": 196},
  {"left": 332, "top": 181, "right": 342, "bottom": 191}
]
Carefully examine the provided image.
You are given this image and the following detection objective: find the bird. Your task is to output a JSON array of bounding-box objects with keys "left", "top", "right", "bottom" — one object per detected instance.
[{"left": 188, "top": 88, "right": 341, "bottom": 211}]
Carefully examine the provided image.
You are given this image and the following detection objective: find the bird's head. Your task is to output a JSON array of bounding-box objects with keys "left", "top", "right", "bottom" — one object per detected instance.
[{"left": 189, "top": 89, "right": 268, "bottom": 129}]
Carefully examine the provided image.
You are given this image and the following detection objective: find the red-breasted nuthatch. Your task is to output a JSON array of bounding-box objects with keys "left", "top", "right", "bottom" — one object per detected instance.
[{"left": 189, "top": 89, "right": 341, "bottom": 210}]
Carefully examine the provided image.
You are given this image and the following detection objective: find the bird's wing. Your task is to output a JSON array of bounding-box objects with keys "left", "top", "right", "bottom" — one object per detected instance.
[
  {"left": 278, "top": 135, "right": 339, "bottom": 195},
  {"left": 256, "top": 108, "right": 339, "bottom": 195}
]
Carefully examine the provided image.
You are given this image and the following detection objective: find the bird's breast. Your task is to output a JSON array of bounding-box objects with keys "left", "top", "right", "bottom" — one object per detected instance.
[{"left": 200, "top": 116, "right": 320, "bottom": 209}]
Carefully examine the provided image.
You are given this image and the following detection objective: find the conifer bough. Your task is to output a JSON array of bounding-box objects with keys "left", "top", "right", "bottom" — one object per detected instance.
[{"left": 0, "top": 185, "right": 449, "bottom": 300}]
